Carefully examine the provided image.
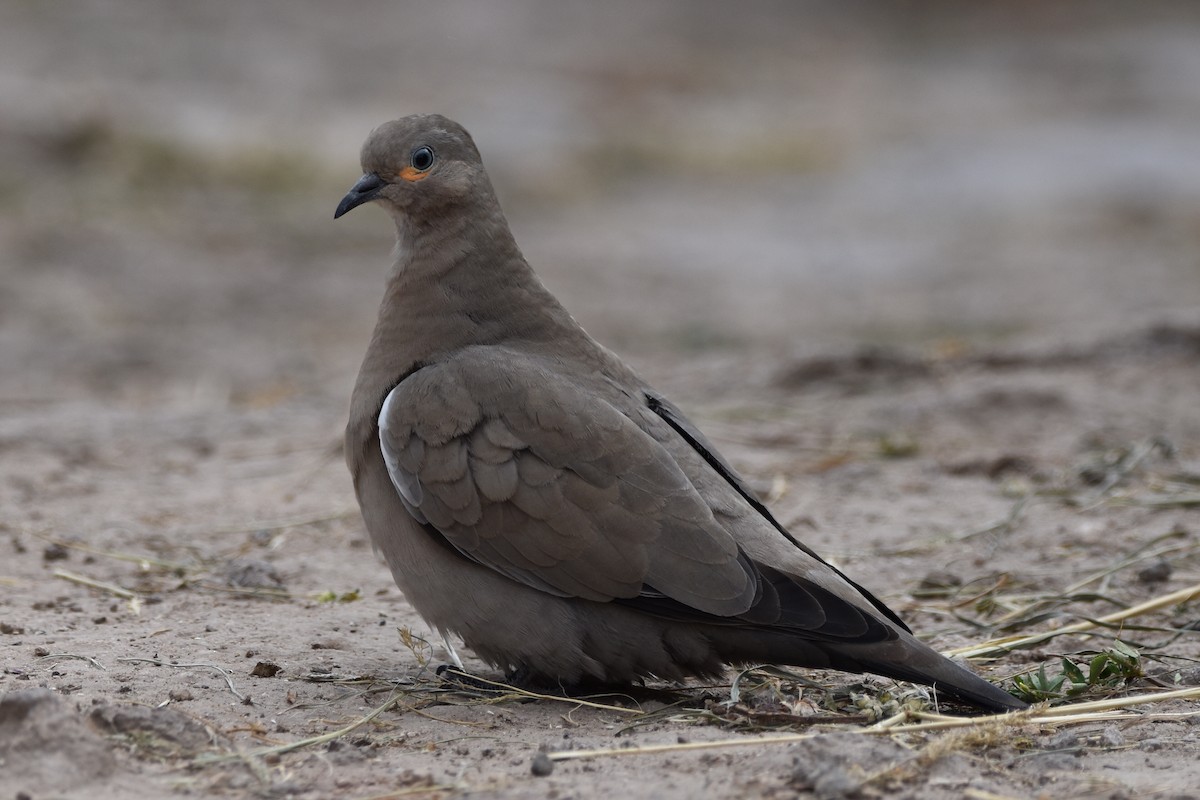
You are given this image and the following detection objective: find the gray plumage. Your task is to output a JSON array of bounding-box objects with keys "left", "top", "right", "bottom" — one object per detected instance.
[{"left": 337, "top": 114, "right": 1025, "bottom": 713}]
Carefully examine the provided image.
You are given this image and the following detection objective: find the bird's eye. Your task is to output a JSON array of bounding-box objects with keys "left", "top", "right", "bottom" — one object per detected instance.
[{"left": 411, "top": 146, "right": 435, "bottom": 171}]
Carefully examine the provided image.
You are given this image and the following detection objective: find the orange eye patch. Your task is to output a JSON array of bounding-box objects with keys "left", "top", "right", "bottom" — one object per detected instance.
[{"left": 398, "top": 166, "right": 430, "bottom": 182}]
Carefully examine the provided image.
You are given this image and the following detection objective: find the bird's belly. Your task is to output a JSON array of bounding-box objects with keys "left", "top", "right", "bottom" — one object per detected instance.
[{"left": 356, "top": 460, "right": 725, "bottom": 683}]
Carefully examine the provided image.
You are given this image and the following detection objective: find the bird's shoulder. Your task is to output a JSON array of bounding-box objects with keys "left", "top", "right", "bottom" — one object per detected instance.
[{"left": 380, "top": 344, "right": 645, "bottom": 438}]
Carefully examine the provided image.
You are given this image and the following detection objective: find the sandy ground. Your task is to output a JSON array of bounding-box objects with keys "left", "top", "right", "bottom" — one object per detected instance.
[{"left": 3, "top": 3, "right": 1200, "bottom": 798}]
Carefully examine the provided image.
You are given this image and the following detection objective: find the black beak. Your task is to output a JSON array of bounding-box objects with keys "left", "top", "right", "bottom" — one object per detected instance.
[{"left": 334, "top": 173, "right": 386, "bottom": 219}]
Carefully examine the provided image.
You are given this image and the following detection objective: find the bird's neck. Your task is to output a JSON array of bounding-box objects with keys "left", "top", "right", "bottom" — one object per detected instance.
[{"left": 353, "top": 198, "right": 597, "bottom": 409}]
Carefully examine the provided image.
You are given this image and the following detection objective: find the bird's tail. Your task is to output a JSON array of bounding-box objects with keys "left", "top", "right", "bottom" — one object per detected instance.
[
  {"left": 716, "top": 628, "right": 1026, "bottom": 714},
  {"left": 840, "top": 642, "right": 1027, "bottom": 714},
  {"left": 830, "top": 636, "right": 1027, "bottom": 713}
]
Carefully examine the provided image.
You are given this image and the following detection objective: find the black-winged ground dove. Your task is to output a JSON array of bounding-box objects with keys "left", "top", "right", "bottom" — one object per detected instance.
[{"left": 336, "top": 114, "right": 1025, "bottom": 713}]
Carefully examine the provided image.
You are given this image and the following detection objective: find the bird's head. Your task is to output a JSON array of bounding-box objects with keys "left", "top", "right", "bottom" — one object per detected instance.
[{"left": 334, "top": 114, "right": 487, "bottom": 221}]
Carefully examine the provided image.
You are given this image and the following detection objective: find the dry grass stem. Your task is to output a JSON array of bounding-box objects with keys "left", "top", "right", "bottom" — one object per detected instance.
[
  {"left": 1130, "top": 494, "right": 1200, "bottom": 508},
  {"left": 547, "top": 731, "right": 824, "bottom": 762},
  {"left": 36, "top": 653, "right": 108, "bottom": 670},
  {"left": 437, "top": 670, "right": 645, "bottom": 715},
  {"left": 53, "top": 569, "right": 141, "bottom": 599},
  {"left": 1081, "top": 438, "right": 1165, "bottom": 506},
  {"left": 347, "top": 785, "right": 457, "bottom": 800},
  {"left": 32, "top": 530, "right": 190, "bottom": 571},
  {"left": 1057, "top": 530, "right": 1196, "bottom": 596},
  {"left": 195, "top": 582, "right": 291, "bottom": 599},
  {"left": 117, "top": 657, "right": 246, "bottom": 702},
  {"left": 195, "top": 692, "right": 404, "bottom": 764},
  {"left": 544, "top": 686, "right": 1200, "bottom": 762},
  {"left": 1027, "top": 685, "right": 1200, "bottom": 714},
  {"left": 946, "top": 581, "right": 1200, "bottom": 658},
  {"left": 963, "top": 789, "right": 1029, "bottom": 800}
]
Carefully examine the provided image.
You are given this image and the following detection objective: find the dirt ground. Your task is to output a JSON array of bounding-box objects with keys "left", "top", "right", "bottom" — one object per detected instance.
[{"left": 3, "top": 3, "right": 1200, "bottom": 799}]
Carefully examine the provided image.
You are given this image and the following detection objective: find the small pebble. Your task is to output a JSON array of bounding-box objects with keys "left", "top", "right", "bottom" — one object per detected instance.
[
  {"left": 251, "top": 661, "right": 282, "bottom": 678},
  {"left": 1097, "top": 725, "right": 1125, "bottom": 748},
  {"left": 1137, "top": 559, "right": 1172, "bottom": 584},
  {"left": 42, "top": 543, "right": 69, "bottom": 562},
  {"left": 530, "top": 752, "right": 554, "bottom": 776}
]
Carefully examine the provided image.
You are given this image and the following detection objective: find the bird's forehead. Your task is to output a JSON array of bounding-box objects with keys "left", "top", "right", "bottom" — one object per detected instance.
[{"left": 360, "top": 115, "right": 475, "bottom": 171}]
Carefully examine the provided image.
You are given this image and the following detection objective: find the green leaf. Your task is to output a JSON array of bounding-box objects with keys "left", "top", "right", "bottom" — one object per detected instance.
[{"left": 1061, "top": 658, "right": 1086, "bottom": 686}]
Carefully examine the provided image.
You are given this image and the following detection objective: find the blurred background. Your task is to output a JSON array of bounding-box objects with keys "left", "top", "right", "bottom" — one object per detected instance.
[
  {"left": 2, "top": 0, "right": 1199, "bottom": 408},
  {"left": 4, "top": 8, "right": 1200, "bottom": 795}
]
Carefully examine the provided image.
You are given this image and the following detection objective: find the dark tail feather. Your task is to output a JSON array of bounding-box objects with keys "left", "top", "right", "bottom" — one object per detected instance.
[
  {"left": 827, "top": 638, "right": 1027, "bottom": 714},
  {"left": 714, "top": 628, "right": 1027, "bottom": 714}
]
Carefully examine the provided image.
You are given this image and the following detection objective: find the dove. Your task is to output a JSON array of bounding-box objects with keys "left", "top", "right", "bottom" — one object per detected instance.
[{"left": 336, "top": 114, "right": 1025, "bottom": 713}]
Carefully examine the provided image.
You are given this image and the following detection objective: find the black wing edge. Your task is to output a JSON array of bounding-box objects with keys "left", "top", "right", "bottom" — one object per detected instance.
[
  {"left": 643, "top": 390, "right": 912, "bottom": 634},
  {"left": 621, "top": 558, "right": 895, "bottom": 643}
]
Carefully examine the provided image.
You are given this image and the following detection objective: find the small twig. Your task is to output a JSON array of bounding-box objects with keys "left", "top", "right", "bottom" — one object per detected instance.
[
  {"left": 31, "top": 531, "right": 190, "bottom": 571},
  {"left": 195, "top": 691, "right": 405, "bottom": 764},
  {"left": 1126, "top": 494, "right": 1200, "bottom": 509},
  {"left": 544, "top": 687, "right": 1200, "bottom": 762},
  {"left": 36, "top": 653, "right": 107, "bottom": 670},
  {"left": 194, "top": 582, "right": 291, "bottom": 600},
  {"left": 1081, "top": 438, "right": 1169, "bottom": 508},
  {"left": 963, "top": 789, "right": 1029, "bottom": 800},
  {"left": 947, "top": 574, "right": 1013, "bottom": 611},
  {"left": 117, "top": 657, "right": 245, "bottom": 702},
  {"left": 547, "top": 731, "right": 825, "bottom": 762},
  {"left": 1025, "top": 685, "right": 1200, "bottom": 715},
  {"left": 981, "top": 593, "right": 1156, "bottom": 637},
  {"left": 407, "top": 706, "right": 490, "bottom": 727},
  {"left": 946, "top": 582, "right": 1200, "bottom": 658},
  {"left": 867, "top": 710, "right": 912, "bottom": 730},
  {"left": 282, "top": 686, "right": 380, "bottom": 714},
  {"left": 53, "top": 569, "right": 140, "bottom": 599},
  {"left": 346, "top": 784, "right": 457, "bottom": 800},
  {"left": 437, "top": 670, "right": 645, "bottom": 716},
  {"left": 1060, "top": 533, "right": 1195, "bottom": 597},
  {"left": 956, "top": 494, "right": 1031, "bottom": 543}
]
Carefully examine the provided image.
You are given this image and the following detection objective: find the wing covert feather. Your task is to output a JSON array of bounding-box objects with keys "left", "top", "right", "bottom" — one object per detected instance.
[
  {"left": 379, "top": 352, "right": 757, "bottom": 615},
  {"left": 378, "top": 348, "right": 896, "bottom": 644}
]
